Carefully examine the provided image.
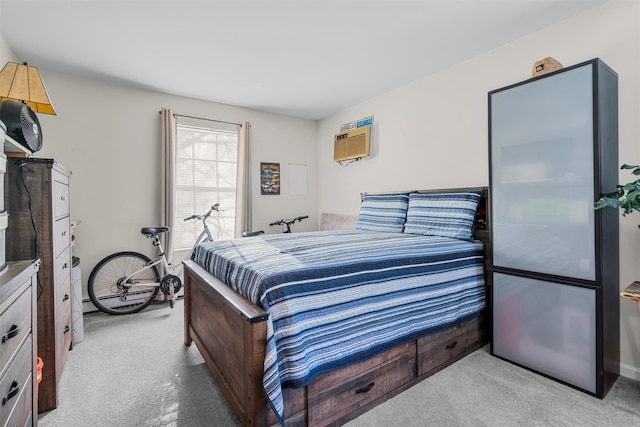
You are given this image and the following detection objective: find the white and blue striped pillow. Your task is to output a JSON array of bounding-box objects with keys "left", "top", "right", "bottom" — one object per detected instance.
[
  {"left": 403, "top": 190, "right": 482, "bottom": 241},
  {"left": 355, "top": 194, "right": 409, "bottom": 233}
]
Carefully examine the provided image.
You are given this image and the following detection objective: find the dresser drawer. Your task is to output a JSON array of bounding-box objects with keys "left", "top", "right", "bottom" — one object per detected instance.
[
  {"left": 0, "top": 288, "right": 31, "bottom": 376},
  {"left": 52, "top": 216, "right": 71, "bottom": 259},
  {"left": 55, "top": 246, "right": 72, "bottom": 297},
  {"left": 24, "top": 411, "right": 34, "bottom": 427},
  {"left": 55, "top": 301, "right": 72, "bottom": 381},
  {"left": 308, "top": 342, "right": 416, "bottom": 426},
  {"left": 417, "top": 316, "right": 485, "bottom": 375},
  {"left": 52, "top": 179, "right": 69, "bottom": 220},
  {"left": 4, "top": 373, "right": 32, "bottom": 427},
  {"left": 0, "top": 335, "right": 32, "bottom": 426},
  {"left": 56, "top": 274, "right": 72, "bottom": 312}
]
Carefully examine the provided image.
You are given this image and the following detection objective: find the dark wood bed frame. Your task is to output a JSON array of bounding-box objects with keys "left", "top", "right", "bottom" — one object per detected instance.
[{"left": 183, "top": 187, "right": 490, "bottom": 427}]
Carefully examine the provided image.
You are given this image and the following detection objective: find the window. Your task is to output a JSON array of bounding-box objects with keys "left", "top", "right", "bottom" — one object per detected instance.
[{"left": 174, "top": 121, "right": 237, "bottom": 253}]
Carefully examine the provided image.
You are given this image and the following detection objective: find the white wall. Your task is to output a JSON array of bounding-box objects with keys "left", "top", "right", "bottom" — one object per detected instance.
[
  {"left": 317, "top": 0, "right": 640, "bottom": 379},
  {"left": 2, "top": 69, "right": 317, "bottom": 302},
  {"left": 0, "top": 3, "right": 16, "bottom": 63}
]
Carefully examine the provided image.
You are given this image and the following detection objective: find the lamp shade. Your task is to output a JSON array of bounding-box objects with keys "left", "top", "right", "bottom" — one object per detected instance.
[{"left": 0, "top": 61, "right": 56, "bottom": 115}]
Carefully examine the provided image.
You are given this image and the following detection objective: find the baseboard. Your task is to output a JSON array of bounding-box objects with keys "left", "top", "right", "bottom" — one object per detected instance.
[
  {"left": 82, "top": 298, "right": 98, "bottom": 313},
  {"left": 81, "top": 293, "right": 185, "bottom": 314},
  {"left": 620, "top": 362, "right": 640, "bottom": 381}
]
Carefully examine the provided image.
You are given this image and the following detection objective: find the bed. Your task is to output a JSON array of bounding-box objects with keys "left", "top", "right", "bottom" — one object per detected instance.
[{"left": 183, "top": 187, "right": 490, "bottom": 427}]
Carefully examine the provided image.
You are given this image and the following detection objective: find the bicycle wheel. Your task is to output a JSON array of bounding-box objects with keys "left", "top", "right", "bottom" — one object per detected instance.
[{"left": 88, "top": 251, "right": 160, "bottom": 315}]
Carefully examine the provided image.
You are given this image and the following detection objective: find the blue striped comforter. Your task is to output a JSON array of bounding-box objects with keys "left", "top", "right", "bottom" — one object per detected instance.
[{"left": 192, "top": 230, "right": 485, "bottom": 425}]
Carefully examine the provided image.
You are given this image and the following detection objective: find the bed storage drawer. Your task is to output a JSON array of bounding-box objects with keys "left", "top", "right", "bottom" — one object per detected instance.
[
  {"left": 265, "top": 317, "right": 487, "bottom": 427},
  {"left": 307, "top": 341, "right": 416, "bottom": 426},
  {"left": 417, "top": 315, "right": 485, "bottom": 375}
]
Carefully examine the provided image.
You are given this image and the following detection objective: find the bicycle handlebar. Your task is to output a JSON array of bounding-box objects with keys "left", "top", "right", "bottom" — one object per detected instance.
[
  {"left": 183, "top": 203, "right": 221, "bottom": 222},
  {"left": 269, "top": 215, "right": 308, "bottom": 226},
  {"left": 206, "top": 203, "right": 221, "bottom": 216}
]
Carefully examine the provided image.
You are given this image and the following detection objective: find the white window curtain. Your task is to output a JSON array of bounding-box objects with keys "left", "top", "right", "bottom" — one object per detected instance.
[
  {"left": 235, "top": 121, "right": 252, "bottom": 238},
  {"left": 160, "top": 107, "right": 176, "bottom": 267}
]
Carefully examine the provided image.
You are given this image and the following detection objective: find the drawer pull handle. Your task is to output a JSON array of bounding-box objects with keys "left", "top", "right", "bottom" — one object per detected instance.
[
  {"left": 64, "top": 325, "right": 71, "bottom": 334},
  {"left": 62, "top": 231, "right": 68, "bottom": 236},
  {"left": 61, "top": 196, "right": 67, "bottom": 201},
  {"left": 1, "top": 325, "right": 19, "bottom": 343},
  {"left": 2, "top": 380, "right": 19, "bottom": 405},
  {"left": 63, "top": 294, "right": 70, "bottom": 301},
  {"left": 355, "top": 382, "right": 375, "bottom": 394},
  {"left": 62, "top": 262, "right": 69, "bottom": 269},
  {"left": 445, "top": 341, "right": 458, "bottom": 350}
]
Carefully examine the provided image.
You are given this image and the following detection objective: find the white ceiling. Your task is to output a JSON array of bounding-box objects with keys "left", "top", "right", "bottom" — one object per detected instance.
[{"left": 0, "top": 0, "right": 606, "bottom": 120}]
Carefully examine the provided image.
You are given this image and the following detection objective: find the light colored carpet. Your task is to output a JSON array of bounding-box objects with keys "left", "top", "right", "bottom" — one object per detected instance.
[
  {"left": 38, "top": 300, "right": 238, "bottom": 427},
  {"left": 39, "top": 299, "right": 640, "bottom": 427},
  {"left": 345, "top": 347, "right": 640, "bottom": 427}
]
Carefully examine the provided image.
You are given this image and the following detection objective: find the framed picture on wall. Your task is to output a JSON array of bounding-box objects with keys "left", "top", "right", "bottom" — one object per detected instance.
[{"left": 260, "top": 162, "right": 280, "bottom": 195}]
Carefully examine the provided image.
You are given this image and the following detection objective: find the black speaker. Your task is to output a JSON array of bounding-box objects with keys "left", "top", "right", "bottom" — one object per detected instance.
[{"left": 0, "top": 100, "right": 42, "bottom": 152}]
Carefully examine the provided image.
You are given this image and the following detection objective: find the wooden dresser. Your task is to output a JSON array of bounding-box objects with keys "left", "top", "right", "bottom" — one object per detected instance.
[
  {"left": 5, "top": 158, "right": 72, "bottom": 413},
  {"left": 0, "top": 260, "right": 40, "bottom": 426}
]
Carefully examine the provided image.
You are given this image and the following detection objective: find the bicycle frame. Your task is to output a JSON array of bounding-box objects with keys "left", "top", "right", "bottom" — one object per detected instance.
[
  {"left": 119, "top": 207, "right": 218, "bottom": 299},
  {"left": 184, "top": 225, "right": 214, "bottom": 261},
  {"left": 118, "top": 236, "right": 175, "bottom": 295}
]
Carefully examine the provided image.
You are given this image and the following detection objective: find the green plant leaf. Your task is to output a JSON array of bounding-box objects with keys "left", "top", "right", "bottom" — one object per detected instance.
[
  {"left": 594, "top": 197, "right": 621, "bottom": 210},
  {"left": 621, "top": 182, "right": 639, "bottom": 191},
  {"left": 603, "top": 189, "right": 624, "bottom": 198},
  {"left": 594, "top": 163, "right": 640, "bottom": 215},
  {"left": 619, "top": 199, "right": 634, "bottom": 215}
]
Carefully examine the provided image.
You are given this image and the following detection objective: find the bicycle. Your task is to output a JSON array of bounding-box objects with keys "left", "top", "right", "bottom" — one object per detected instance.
[
  {"left": 87, "top": 204, "right": 223, "bottom": 315},
  {"left": 269, "top": 215, "right": 308, "bottom": 233}
]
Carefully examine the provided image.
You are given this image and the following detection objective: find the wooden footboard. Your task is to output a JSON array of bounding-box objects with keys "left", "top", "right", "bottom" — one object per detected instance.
[
  {"left": 184, "top": 260, "right": 487, "bottom": 427},
  {"left": 184, "top": 260, "right": 269, "bottom": 426}
]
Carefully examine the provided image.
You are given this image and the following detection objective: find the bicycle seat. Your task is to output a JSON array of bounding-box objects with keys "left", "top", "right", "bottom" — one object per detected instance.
[
  {"left": 242, "top": 230, "right": 264, "bottom": 237},
  {"left": 140, "top": 226, "right": 170, "bottom": 238}
]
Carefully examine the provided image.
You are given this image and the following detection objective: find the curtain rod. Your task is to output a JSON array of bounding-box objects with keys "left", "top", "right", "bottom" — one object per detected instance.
[{"left": 159, "top": 110, "right": 241, "bottom": 126}]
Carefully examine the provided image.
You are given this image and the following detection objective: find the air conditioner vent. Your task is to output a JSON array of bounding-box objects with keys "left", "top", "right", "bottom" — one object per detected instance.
[{"left": 333, "top": 126, "right": 370, "bottom": 162}]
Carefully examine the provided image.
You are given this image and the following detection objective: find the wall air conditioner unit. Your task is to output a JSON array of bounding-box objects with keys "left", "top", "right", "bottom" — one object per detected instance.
[{"left": 334, "top": 126, "right": 370, "bottom": 162}]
